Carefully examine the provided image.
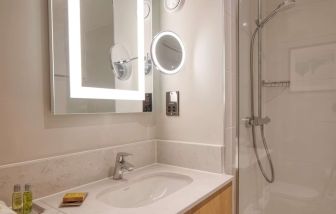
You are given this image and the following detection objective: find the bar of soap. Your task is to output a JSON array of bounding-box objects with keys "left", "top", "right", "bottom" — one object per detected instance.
[
  {"left": 59, "top": 201, "right": 85, "bottom": 208},
  {"left": 62, "top": 192, "right": 88, "bottom": 203}
]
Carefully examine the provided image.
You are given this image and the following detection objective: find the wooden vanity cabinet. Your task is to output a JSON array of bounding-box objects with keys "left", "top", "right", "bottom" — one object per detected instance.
[{"left": 185, "top": 182, "right": 232, "bottom": 214}]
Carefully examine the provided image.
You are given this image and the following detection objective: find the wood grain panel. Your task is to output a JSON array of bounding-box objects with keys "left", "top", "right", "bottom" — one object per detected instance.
[{"left": 185, "top": 182, "right": 232, "bottom": 214}]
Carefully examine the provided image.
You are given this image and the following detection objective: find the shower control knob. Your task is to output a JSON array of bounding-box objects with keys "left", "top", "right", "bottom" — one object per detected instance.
[
  {"left": 261, "top": 116, "right": 271, "bottom": 125},
  {"left": 243, "top": 116, "right": 271, "bottom": 127}
]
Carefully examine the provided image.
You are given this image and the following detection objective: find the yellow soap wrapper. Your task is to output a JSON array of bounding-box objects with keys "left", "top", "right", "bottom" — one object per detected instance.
[{"left": 62, "top": 192, "right": 88, "bottom": 203}]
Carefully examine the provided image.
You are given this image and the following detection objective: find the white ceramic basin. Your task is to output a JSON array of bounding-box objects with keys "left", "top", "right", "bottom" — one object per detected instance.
[{"left": 96, "top": 172, "right": 193, "bottom": 208}]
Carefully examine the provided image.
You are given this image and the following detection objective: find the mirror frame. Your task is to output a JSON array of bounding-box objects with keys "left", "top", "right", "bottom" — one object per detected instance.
[
  {"left": 150, "top": 31, "right": 186, "bottom": 74},
  {"left": 67, "top": 0, "right": 145, "bottom": 100}
]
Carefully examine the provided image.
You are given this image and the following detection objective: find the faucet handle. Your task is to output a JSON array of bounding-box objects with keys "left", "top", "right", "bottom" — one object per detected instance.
[{"left": 116, "top": 152, "right": 132, "bottom": 162}]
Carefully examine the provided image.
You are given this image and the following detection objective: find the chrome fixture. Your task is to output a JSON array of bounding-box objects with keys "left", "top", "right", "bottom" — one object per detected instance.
[
  {"left": 112, "top": 54, "right": 152, "bottom": 80},
  {"left": 113, "top": 152, "right": 134, "bottom": 180},
  {"left": 144, "top": 53, "right": 153, "bottom": 75},
  {"left": 110, "top": 44, "right": 152, "bottom": 81},
  {"left": 245, "top": 116, "right": 271, "bottom": 127},
  {"left": 247, "top": 0, "right": 296, "bottom": 183},
  {"left": 256, "top": 0, "right": 296, "bottom": 27},
  {"left": 115, "top": 57, "right": 139, "bottom": 65},
  {"left": 262, "top": 80, "right": 290, "bottom": 88},
  {"left": 166, "top": 91, "right": 180, "bottom": 116},
  {"left": 113, "top": 31, "right": 186, "bottom": 79},
  {"left": 112, "top": 57, "right": 138, "bottom": 80}
]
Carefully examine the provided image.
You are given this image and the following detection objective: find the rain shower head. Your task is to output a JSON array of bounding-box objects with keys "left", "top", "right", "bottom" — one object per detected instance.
[{"left": 258, "top": 0, "right": 296, "bottom": 27}]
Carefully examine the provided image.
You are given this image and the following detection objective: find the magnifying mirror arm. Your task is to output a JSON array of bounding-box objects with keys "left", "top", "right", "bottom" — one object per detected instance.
[
  {"left": 116, "top": 57, "right": 139, "bottom": 65},
  {"left": 112, "top": 54, "right": 152, "bottom": 80},
  {"left": 114, "top": 55, "right": 152, "bottom": 65}
]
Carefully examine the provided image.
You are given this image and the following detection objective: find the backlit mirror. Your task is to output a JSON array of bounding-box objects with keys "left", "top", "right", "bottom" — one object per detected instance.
[
  {"left": 49, "top": 0, "right": 153, "bottom": 114},
  {"left": 151, "top": 31, "right": 185, "bottom": 74}
]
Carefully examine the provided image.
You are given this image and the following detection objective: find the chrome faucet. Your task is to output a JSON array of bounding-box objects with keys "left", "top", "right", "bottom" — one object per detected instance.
[{"left": 113, "top": 152, "right": 134, "bottom": 180}]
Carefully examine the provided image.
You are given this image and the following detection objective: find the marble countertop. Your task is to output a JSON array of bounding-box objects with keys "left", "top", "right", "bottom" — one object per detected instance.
[{"left": 34, "top": 164, "right": 233, "bottom": 214}]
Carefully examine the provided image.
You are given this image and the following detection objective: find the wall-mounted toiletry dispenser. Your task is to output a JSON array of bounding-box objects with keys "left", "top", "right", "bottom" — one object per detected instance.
[{"left": 166, "top": 91, "right": 179, "bottom": 116}]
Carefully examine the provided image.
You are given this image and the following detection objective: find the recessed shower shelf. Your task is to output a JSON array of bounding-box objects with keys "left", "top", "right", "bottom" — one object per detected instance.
[{"left": 262, "top": 80, "right": 290, "bottom": 88}]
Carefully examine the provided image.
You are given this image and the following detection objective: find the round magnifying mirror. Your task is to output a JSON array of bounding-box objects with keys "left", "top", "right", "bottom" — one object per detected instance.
[{"left": 151, "top": 31, "right": 185, "bottom": 74}]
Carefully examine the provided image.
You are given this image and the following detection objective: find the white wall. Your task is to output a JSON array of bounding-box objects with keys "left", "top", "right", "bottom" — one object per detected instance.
[
  {"left": 0, "top": 0, "right": 226, "bottom": 165},
  {"left": 155, "top": 0, "right": 225, "bottom": 145},
  {"left": 0, "top": 0, "right": 155, "bottom": 166}
]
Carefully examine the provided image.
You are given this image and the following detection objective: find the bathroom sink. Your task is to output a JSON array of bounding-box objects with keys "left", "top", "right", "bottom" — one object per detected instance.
[
  {"left": 35, "top": 165, "right": 232, "bottom": 213},
  {"left": 96, "top": 172, "right": 193, "bottom": 208}
]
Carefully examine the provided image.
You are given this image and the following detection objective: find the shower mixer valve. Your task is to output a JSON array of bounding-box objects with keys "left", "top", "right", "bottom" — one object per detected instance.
[{"left": 244, "top": 116, "right": 271, "bottom": 127}]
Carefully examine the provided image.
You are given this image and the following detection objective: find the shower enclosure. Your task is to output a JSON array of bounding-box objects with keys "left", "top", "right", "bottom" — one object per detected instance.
[{"left": 237, "top": 0, "right": 336, "bottom": 213}]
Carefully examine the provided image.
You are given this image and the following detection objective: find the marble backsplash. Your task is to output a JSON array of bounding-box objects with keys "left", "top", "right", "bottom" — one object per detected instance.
[
  {"left": 157, "top": 140, "right": 224, "bottom": 174},
  {"left": 0, "top": 140, "right": 156, "bottom": 205},
  {"left": 0, "top": 140, "right": 225, "bottom": 205}
]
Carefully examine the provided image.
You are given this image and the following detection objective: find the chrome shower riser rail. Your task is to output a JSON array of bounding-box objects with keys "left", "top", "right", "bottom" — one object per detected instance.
[
  {"left": 250, "top": 24, "right": 275, "bottom": 184},
  {"left": 247, "top": 0, "right": 296, "bottom": 184}
]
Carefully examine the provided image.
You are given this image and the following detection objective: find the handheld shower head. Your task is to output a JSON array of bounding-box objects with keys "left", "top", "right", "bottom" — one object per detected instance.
[
  {"left": 258, "top": 0, "right": 296, "bottom": 27},
  {"left": 277, "top": 0, "right": 296, "bottom": 10}
]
